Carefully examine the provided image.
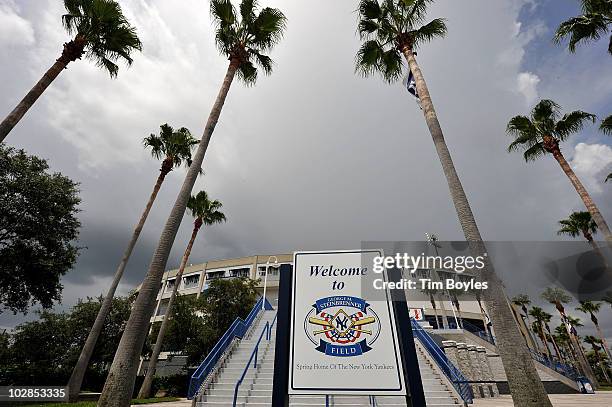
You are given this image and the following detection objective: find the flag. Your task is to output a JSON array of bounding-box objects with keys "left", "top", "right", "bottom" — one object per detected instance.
[
  {"left": 404, "top": 70, "right": 419, "bottom": 99},
  {"left": 403, "top": 70, "right": 421, "bottom": 109}
]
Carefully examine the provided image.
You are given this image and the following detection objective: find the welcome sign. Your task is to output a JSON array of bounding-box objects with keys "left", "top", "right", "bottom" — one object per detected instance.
[{"left": 288, "top": 250, "right": 407, "bottom": 395}]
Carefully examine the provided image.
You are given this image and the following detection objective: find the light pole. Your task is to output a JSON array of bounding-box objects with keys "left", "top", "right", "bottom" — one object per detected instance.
[{"left": 262, "top": 255, "right": 279, "bottom": 310}]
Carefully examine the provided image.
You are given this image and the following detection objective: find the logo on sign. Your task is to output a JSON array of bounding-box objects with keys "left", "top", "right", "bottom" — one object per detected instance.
[{"left": 304, "top": 296, "right": 381, "bottom": 357}]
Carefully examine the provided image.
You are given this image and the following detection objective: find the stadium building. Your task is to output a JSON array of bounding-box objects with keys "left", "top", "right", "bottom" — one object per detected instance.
[{"left": 138, "top": 253, "right": 586, "bottom": 405}]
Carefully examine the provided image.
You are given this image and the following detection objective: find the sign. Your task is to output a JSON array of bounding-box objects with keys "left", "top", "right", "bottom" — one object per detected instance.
[
  {"left": 288, "top": 250, "right": 407, "bottom": 395},
  {"left": 409, "top": 308, "right": 425, "bottom": 321}
]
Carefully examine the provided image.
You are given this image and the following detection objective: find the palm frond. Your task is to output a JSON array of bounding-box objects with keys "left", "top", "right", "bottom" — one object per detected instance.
[
  {"left": 411, "top": 18, "right": 447, "bottom": 48},
  {"left": 532, "top": 99, "right": 561, "bottom": 124},
  {"left": 379, "top": 49, "right": 403, "bottom": 82},
  {"left": 554, "top": 110, "right": 596, "bottom": 140},
  {"left": 249, "top": 7, "right": 287, "bottom": 51},
  {"left": 522, "top": 142, "right": 547, "bottom": 162},
  {"left": 554, "top": 13, "right": 609, "bottom": 53},
  {"left": 62, "top": 0, "right": 142, "bottom": 78},
  {"left": 236, "top": 60, "right": 258, "bottom": 85},
  {"left": 211, "top": 0, "right": 237, "bottom": 28},
  {"left": 355, "top": 40, "right": 384, "bottom": 77},
  {"left": 359, "top": 0, "right": 383, "bottom": 20},
  {"left": 248, "top": 50, "right": 273, "bottom": 75},
  {"left": 506, "top": 116, "right": 539, "bottom": 152},
  {"left": 600, "top": 114, "right": 612, "bottom": 135},
  {"left": 239, "top": 0, "right": 257, "bottom": 24}
]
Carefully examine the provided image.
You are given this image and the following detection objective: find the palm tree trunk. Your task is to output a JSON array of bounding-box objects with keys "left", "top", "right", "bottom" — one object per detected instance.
[
  {"left": 401, "top": 46, "right": 553, "bottom": 407},
  {"left": 98, "top": 62, "right": 238, "bottom": 407},
  {"left": 67, "top": 163, "right": 170, "bottom": 402},
  {"left": 564, "top": 318, "right": 599, "bottom": 388},
  {"left": 552, "top": 151, "right": 612, "bottom": 246},
  {"left": 0, "top": 58, "right": 69, "bottom": 142},
  {"left": 594, "top": 322, "right": 612, "bottom": 365},
  {"left": 138, "top": 225, "right": 200, "bottom": 399},
  {"left": 429, "top": 295, "right": 441, "bottom": 328},
  {"left": 539, "top": 329, "right": 553, "bottom": 361},
  {"left": 434, "top": 270, "right": 449, "bottom": 328}
]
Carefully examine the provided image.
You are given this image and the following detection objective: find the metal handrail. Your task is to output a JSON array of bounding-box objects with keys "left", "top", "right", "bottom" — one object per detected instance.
[
  {"left": 527, "top": 348, "right": 579, "bottom": 380},
  {"left": 461, "top": 320, "right": 496, "bottom": 345},
  {"left": 232, "top": 316, "right": 276, "bottom": 406},
  {"left": 188, "top": 297, "right": 273, "bottom": 399},
  {"left": 411, "top": 318, "right": 473, "bottom": 404}
]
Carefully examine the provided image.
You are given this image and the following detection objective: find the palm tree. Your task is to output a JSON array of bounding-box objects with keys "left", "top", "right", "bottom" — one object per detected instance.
[
  {"left": 355, "top": 2, "right": 552, "bottom": 404},
  {"left": 555, "top": 325, "right": 578, "bottom": 366},
  {"left": 558, "top": 211, "right": 609, "bottom": 267},
  {"left": 513, "top": 294, "right": 539, "bottom": 351},
  {"left": 576, "top": 301, "right": 612, "bottom": 362},
  {"left": 507, "top": 99, "right": 612, "bottom": 245},
  {"left": 558, "top": 211, "right": 599, "bottom": 248},
  {"left": 66, "top": 124, "right": 197, "bottom": 400},
  {"left": 541, "top": 287, "right": 599, "bottom": 387},
  {"left": 98, "top": 2, "right": 286, "bottom": 405},
  {"left": 554, "top": 0, "right": 612, "bottom": 55},
  {"left": 0, "top": 0, "right": 141, "bottom": 142},
  {"left": 138, "top": 191, "right": 226, "bottom": 399},
  {"left": 584, "top": 335, "right": 611, "bottom": 382},
  {"left": 529, "top": 307, "right": 554, "bottom": 361}
]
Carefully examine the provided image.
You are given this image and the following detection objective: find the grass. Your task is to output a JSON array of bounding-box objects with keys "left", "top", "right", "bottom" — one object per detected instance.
[{"left": 21, "top": 397, "right": 181, "bottom": 407}]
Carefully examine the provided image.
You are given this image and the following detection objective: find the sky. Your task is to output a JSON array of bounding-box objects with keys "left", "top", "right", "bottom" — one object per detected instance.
[{"left": 0, "top": 0, "right": 611, "bottom": 342}]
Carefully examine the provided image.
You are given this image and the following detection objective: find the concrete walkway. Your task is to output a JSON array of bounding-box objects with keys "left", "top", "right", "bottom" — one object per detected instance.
[
  {"left": 130, "top": 399, "right": 191, "bottom": 407},
  {"left": 473, "top": 392, "right": 612, "bottom": 406}
]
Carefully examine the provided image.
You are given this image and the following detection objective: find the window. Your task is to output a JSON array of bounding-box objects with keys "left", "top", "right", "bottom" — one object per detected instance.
[
  {"left": 165, "top": 279, "right": 176, "bottom": 291},
  {"left": 230, "top": 267, "right": 249, "bottom": 278},
  {"left": 183, "top": 274, "right": 199, "bottom": 289},
  {"left": 207, "top": 270, "right": 226, "bottom": 280},
  {"left": 156, "top": 300, "right": 169, "bottom": 316}
]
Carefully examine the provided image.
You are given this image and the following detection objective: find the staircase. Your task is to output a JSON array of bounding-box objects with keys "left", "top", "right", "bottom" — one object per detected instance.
[{"left": 196, "top": 310, "right": 460, "bottom": 406}]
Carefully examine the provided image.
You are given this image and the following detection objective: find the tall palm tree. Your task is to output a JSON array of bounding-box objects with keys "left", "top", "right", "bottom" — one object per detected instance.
[
  {"left": 355, "top": 2, "right": 552, "bottom": 404},
  {"left": 98, "top": 2, "right": 286, "bottom": 405},
  {"left": 584, "top": 335, "right": 611, "bottom": 382},
  {"left": 0, "top": 0, "right": 141, "bottom": 142},
  {"left": 558, "top": 211, "right": 609, "bottom": 268},
  {"left": 555, "top": 325, "right": 578, "bottom": 366},
  {"left": 507, "top": 99, "right": 611, "bottom": 245},
  {"left": 529, "top": 307, "right": 554, "bottom": 361},
  {"left": 576, "top": 300, "right": 612, "bottom": 362},
  {"left": 513, "top": 294, "right": 539, "bottom": 351},
  {"left": 558, "top": 211, "right": 599, "bottom": 249},
  {"left": 66, "top": 124, "right": 197, "bottom": 400},
  {"left": 554, "top": 0, "right": 612, "bottom": 55},
  {"left": 541, "top": 287, "right": 599, "bottom": 387},
  {"left": 138, "top": 191, "right": 226, "bottom": 399}
]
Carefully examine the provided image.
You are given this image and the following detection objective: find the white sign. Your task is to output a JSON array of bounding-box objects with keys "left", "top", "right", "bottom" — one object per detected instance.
[
  {"left": 288, "top": 250, "right": 407, "bottom": 395},
  {"left": 409, "top": 308, "right": 425, "bottom": 321}
]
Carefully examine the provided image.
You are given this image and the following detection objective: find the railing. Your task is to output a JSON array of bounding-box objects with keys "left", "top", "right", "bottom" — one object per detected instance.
[
  {"left": 461, "top": 320, "right": 496, "bottom": 345},
  {"left": 232, "top": 317, "right": 276, "bottom": 406},
  {"left": 527, "top": 348, "right": 579, "bottom": 380},
  {"left": 411, "top": 318, "right": 473, "bottom": 404},
  {"left": 188, "top": 297, "right": 273, "bottom": 399}
]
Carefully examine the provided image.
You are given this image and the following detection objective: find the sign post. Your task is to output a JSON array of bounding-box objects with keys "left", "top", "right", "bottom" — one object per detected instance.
[{"left": 272, "top": 250, "right": 425, "bottom": 406}]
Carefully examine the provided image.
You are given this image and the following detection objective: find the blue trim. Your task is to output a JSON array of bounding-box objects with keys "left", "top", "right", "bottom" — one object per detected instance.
[
  {"left": 527, "top": 348, "right": 579, "bottom": 380},
  {"left": 411, "top": 318, "right": 473, "bottom": 404},
  {"left": 188, "top": 297, "right": 273, "bottom": 399}
]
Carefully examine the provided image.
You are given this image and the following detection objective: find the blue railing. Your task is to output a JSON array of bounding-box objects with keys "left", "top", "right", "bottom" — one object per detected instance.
[
  {"left": 411, "top": 318, "right": 473, "bottom": 404},
  {"left": 232, "top": 317, "right": 276, "bottom": 406},
  {"left": 188, "top": 297, "right": 273, "bottom": 399},
  {"left": 461, "top": 320, "right": 496, "bottom": 345},
  {"left": 527, "top": 348, "right": 579, "bottom": 380}
]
